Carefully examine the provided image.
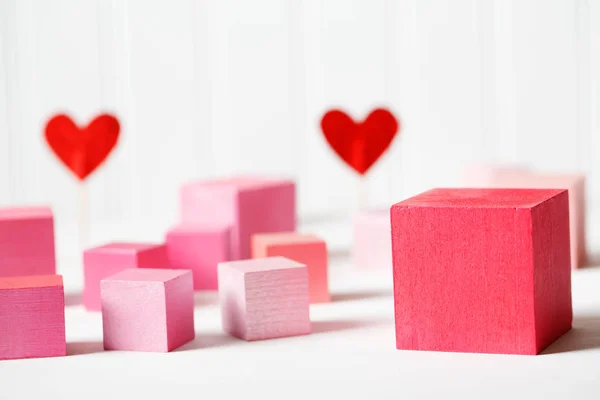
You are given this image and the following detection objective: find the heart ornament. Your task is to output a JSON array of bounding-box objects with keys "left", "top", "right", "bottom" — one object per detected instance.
[
  {"left": 45, "top": 113, "right": 120, "bottom": 181},
  {"left": 320, "top": 108, "right": 399, "bottom": 175}
]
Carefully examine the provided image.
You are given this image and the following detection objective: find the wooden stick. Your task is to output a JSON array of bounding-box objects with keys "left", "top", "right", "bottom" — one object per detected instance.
[
  {"left": 357, "top": 175, "right": 368, "bottom": 211},
  {"left": 78, "top": 182, "right": 89, "bottom": 253}
]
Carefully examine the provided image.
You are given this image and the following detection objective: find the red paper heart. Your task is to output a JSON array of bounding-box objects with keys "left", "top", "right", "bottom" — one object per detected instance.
[
  {"left": 45, "top": 114, "right": 120, "bottom": 181},
  {"left": 320, "top": 108, "right": 399, "bottom": 175}
]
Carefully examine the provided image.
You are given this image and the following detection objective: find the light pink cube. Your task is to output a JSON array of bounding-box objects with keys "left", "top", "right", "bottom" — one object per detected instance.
[
  {"left": 166, "top": 224, "right": 230, "bottom": 291},
  {"left": 83, "top": 242, "right": 169, "bottom": 311},
  {"left": 218, "top": 257, "right": 310, "bottom": 341},
  {"left": 0, "top": 275, "right": 66, "bottom": 360},
  {"left": 101, "top": 268, "right": 195, "bottom": 352},
  {"left": 462, "top": 166, "right": 587, "bottom": 269},
  {"left": 252, "top": 232, "right": 330, "bottom": 303},
  {"left": 0, "top": 206, "right": 55, "bottom": 277},
  {"left": 180, "top": 177, "right": 296, "bottom": 260},
  {"left": 353, "top": 209, "right": 392, "bottom": 269}
]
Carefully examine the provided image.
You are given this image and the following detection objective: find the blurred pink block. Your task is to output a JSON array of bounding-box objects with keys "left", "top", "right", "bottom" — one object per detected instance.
[
  {"left": 166, "top": 224, "right": 230, "bottom": 290},
  {"left": 0, "top": 206, "right": 56, "bottom": 277},
  {"left": 0, "top": 275, "right": 66, "bottom": 360},
  {"left": 353, "top": 209, "right": 392, "bottom": 269},
  {"left": 180, "top": 177, "right": 296, "bottom": 260},
  {"left": 83, "top": 242, "right": 169, "bottom": 311},
  {"left": 252, "top": 232, "right": 330, "bottom": 303},
  {"left": 218, "top": 257, "right": 310, "bottom": 341},
  {"left": 101, "top": 268, "right": 194, "bottom": 352},
  {"left": 463, "top": 166, "right": 587, "bottom": 269}
]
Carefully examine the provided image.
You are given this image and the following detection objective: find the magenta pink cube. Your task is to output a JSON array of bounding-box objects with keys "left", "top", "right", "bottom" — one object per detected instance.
[
  {"left": 353, "top": 209, "right": 392, "bottom": 269},
  {"left": 101, "top": 268, "right": 195, "bottom": 352},
  {"left": 166, "top": 224, "right": 230, "bottom": 290},
  {"left": 180, "top": 177, "right": 296, "bottom": 260},
  {"left": 0, "top": 275, "right": 66, "bottom": 360},
  {"left": 218, "top": 256, "right": 311, "bottom": 341},
  {"left": 0, "top": 206, "right": 55, "bottom": 277},
  {"left": 83, "top": 242, "right": 169, "bottom": 311}
]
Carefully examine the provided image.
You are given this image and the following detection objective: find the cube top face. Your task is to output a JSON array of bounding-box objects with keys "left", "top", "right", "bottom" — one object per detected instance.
[
  {"left": 105, "top": 268, "right": 191, "bottom": 284},
  {"left": 397, "top": 188, "right": 566, "bottom": 209},
  {"left": 167, "top": 223, "right": 230, "bottom": 236},
  {"left": 220, "top": 256, "right": 305, "bottom": 275},
  {"left": 87, "top": 242, "right": 163, "bottom": 254},
  {"left": 0, "top": 206, "right": 52, "bottom": 221},
  {"left": 253, "top": 232, "right": 321, "bottom": 247},
  {"left": 184, "top": 176, "right": 294, "bottom": 193},
  {"left": 0, "top": 274, "right": 62, "bottom": 290}
]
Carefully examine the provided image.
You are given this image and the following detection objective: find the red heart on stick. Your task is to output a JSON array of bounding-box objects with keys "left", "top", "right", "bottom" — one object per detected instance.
[
  {"left": 45, "top": 114, "right": 120, "bottom": 181},
  {"left": 320, "top": 108, "right": 399, "bottom": 175}
]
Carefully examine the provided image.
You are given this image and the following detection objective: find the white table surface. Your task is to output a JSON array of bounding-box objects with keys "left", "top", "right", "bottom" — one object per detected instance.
[{"left": 1, "top": 216, "right": 600, "bottom": 399}]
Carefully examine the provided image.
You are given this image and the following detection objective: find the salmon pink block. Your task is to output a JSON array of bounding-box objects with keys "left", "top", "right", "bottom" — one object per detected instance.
[
  {"left": 218, "top": 257, "right": 310, "bottom": 341},
  {"left": 352, "top": 209, "right": 392, "bottom": 269},
  {"left": 252, "top": 232, "right": 329, "bottom": 303},
  {"left": 0, "top": 206, "right": 56, "bottom": 277},
  {"left": 166, "top": 224, "right": 230, "bottom": 290},
  {"left": 83, "top": 242, "right": 169, "bottom": 311},
  {"left": 180, "top": 177, "right": 295, "bottom": 260},
  {"left": 0, "top": 275, "right": 66, "bottom": 360},
  {"left": 392, "top": 188, "right": 572, "bottom": 355},
  {"left": 462, "top": 166, "right": 587, "bottom": 269},
  {"left": 101, "top": 268, "right": 195, "bottom": 352}
]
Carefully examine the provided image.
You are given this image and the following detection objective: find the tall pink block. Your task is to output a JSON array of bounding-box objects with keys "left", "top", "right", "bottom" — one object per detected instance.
[
  {"left": 463, "top": 166, "right": 587, "bottom": 269},
  {"left": 83, "top": 242, "right": 169, "bottom": 311},
  {"left": 0, "top": 275, "right": 66, "bottom": 360},
  {"left": 218, "top": 257, "right": 311, "bottom": 341},
  {"left": 252, "top": 232, "right": 330, "bottom": 303},
  {"left": 166, "top": 224, "right": 230, "bottom": 290},
  {"left": 0, "top": 206, "right": 55, "bottom": 277},
  {"left": 352, "top": 209, "right": 392, "bottom": 269},
  {"left": 101, "top": 268, "right": 195, "bottom": 352},
  {"left": 180, "top": 177, "right": 296, "bottom": 260}
]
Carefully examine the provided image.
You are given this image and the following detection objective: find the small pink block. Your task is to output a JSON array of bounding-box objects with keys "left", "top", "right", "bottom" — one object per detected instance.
[
  {"left": 218, "top": 257, "right": 311, "bottom": 341},
  {"left": 83, "top": 242, "right": 169, "bottom": 311},
  {"left": 352, "top": 209, "right": 392, "bottom": 269},
  {"left": 462, "top": 166, "right": 587, "bottom": 269},
  {"left": 166, "top": 224, "right": 230, "bottom": 291},
  {"left": 252, "top": 232, "right": 329, "bottom": 303},
  {"left": 0, "top": 206, "right": 56, "bottom": 277},
  {"left": 180, "top": 177, "right": 296, "bottom": 260},
  {"left": 0, "top": 275, "right": 66, "bottom": 360},
  {"left": 101, "top": 268, "right": 195, "bottom": 352}
]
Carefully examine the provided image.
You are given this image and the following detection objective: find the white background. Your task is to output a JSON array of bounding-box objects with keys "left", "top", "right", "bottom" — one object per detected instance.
[{"left": 1, "top": 0, "right": 599, "bottom": 232}]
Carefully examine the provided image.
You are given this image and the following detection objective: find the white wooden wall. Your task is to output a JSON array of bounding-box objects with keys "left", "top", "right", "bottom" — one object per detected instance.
[{"left": 0, "top": 0, "right": 599, "bottom": 230}]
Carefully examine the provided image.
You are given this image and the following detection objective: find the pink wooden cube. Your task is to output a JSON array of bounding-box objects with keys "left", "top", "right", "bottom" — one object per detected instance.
[
  {"left": 352, "top": 209, "right": 392, "bottom": 269},
  {"left": 101, "top": 268, "right": 195, "bottom": 352},
  {"left": 0, "top": 275, "right": 66, "bottom": 360},
  {"left": 218, "top": 257, "right": 310, "bottom": 341},
  {"left": 166, "top": 224, "right": 230, "bottom": 290},
  {"left": 462, "top": 166, "right": 587, "bottom": 269},
  {"left": 83, "top": 242, "right": 169, "bottom": 311},
  {"left": 392, "top": 188, "right": 572, "bottom": 355},
  {"left": 0, "top": 206, "right": 55, "bottom": 277},
  {"left": 252, "top": 232, "right": 329, "bottom": 303},
  {"left": 180, "top": 177, "right": 295, "bottom": 260}
]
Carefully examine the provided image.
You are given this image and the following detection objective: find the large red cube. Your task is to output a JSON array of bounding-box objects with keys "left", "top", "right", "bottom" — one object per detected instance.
[{"left": 391, "top": 188, "right": 572, "bottom": 355}]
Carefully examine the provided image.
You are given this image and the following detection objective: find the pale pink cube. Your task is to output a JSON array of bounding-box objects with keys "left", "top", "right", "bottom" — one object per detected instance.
[
  {"left": 83, "top": 242, "right": 169, "bottom": 311},
  {"left": 218, "top": 257, "right": 310, "bottom": 341},
  {"left": 0, "top": 206, "right": 55, "bottom": 277},
  {"left": 101, "top": 268, "right": 195, "bottom": 352},
  {"left": 180, "top": 177, "right": 296, "bottom": 260},
  {"left": 166, "top": 224, "right": 230, "bottom": 291},
  {"left": 252, "top": 232, "right": 330, "bottom": 303},
  {"left": 353, "top": 209, "right": 392, "bottom": 269},
  {"left": 462, "top": 166, "right": 587, "bottom": 269},
  {"left": 0, "top": 275, "right": 66, "bottom": 360}
]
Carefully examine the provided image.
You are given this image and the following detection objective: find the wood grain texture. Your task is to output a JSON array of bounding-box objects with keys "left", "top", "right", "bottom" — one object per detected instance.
[
  {"left": 391, "top": 188, "right": 572, "bottom": 355},
  {"left": 218, "top": 257, "right": 310, "bottom": 341}
]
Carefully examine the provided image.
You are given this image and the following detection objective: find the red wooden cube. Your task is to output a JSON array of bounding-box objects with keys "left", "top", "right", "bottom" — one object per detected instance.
[{"left": 391, "top": 188, "right": 572, "bottom": 355}]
